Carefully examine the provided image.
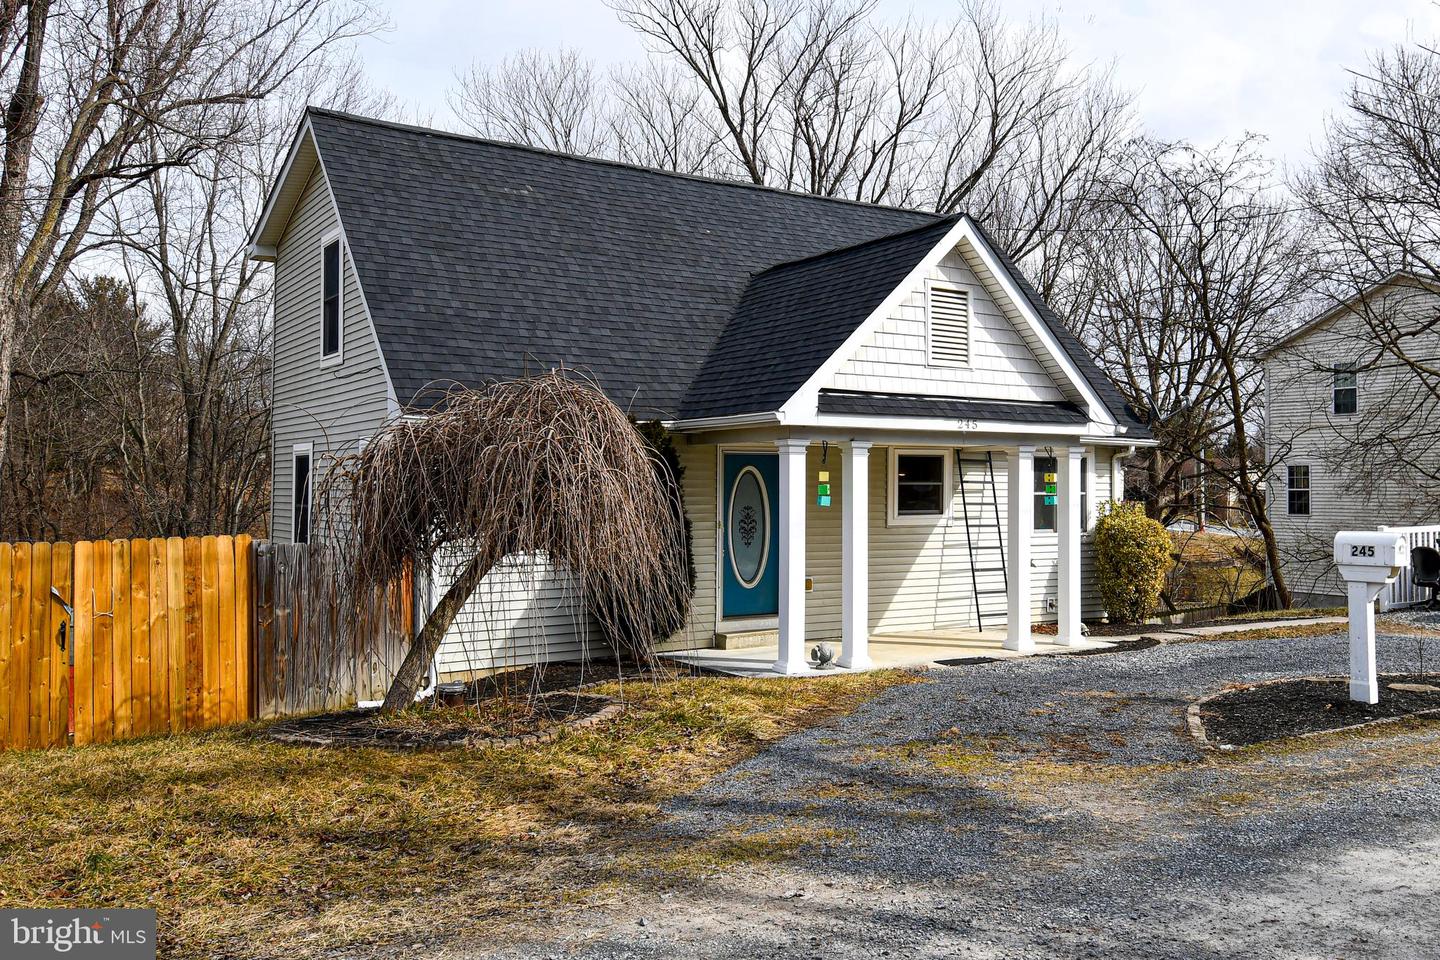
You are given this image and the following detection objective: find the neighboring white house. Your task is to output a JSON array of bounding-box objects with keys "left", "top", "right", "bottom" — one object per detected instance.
[
  {"left": 248, "top": 108, "right": 1154, "bottom": 678},
  {"left": 1262, "top": 273, "right": 1440, "bottom": 606}
]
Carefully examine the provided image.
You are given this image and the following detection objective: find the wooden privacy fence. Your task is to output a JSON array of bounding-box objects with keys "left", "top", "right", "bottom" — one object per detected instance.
[{"left": 0, "top": 536, "right": 412, "bottom": 750}]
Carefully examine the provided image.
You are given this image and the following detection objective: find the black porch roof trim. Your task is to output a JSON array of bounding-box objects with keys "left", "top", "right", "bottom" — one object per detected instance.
[{"left": 816, "top": 390, "right": 1089, "bottom": 425}]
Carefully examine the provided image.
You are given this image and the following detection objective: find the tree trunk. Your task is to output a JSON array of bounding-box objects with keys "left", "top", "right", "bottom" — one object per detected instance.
[
  {"left": 380, "top": 553, "right": 493, "bottom": 713},
  {"left": 0, "top": 285, "right": 22, "bottom": 493}
]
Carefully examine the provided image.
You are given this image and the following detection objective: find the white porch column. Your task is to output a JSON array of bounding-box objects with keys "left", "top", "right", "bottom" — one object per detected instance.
[
  {"left": 774, "top": 438, "right": 810, "bottom": 674},
  {"left": 1006, "top": 444, "right": 1035, "bottom": 652},
  {"left": 838, "top": 440, "right": 872, "bottom": 670},
  {"left": 1057, "top": 446, "right": 1084, "bottom": 646}
]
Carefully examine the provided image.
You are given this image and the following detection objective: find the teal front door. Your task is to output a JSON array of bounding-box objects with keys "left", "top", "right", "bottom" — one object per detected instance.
[{"left": 721, "top": 452, "right": 780, "bottom": 618}]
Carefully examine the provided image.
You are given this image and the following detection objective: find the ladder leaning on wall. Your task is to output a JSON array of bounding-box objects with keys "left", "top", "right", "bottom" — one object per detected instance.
[{"left": 957, "top": 451, "right": 1009, "bottom": 631}]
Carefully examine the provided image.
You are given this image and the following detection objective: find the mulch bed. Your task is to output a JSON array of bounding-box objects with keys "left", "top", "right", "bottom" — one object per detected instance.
[
  {"left": 1197, "top": 674, "right": 1440, "bottom": 748},
  {"left": 264, "top": 691, "right": 621, "bottom": 750},
  {"left": 1062, "top": 637, "right": 1160, "bottom": 656}
]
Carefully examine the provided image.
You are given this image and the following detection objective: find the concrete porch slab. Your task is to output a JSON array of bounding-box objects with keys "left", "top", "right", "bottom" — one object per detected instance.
[{"left": 662, "top": 628, "right": 1115, "bottom": 678}]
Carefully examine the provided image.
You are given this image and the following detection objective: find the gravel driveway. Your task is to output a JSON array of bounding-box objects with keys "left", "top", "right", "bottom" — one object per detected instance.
[{"left": 484, "top": 631, "right": 1440, "bottom": 960}]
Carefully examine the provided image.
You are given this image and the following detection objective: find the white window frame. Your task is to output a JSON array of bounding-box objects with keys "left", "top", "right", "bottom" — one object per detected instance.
[
  {"left": 924, "top": 278, "right": 972, "bottom": 369},
  {"left": 1286, "top": 463, "right": 1311, "bottom": 516},
  {"left": 887, "top": 447, "right": 953, "bottom": 526},
  {"left": 1332, "top": 365, "right": 1358, "bottom": 416},
  {"left": 291, "top": 442, "right": 314, "bottom": 543},
  {"left": 319, "top": 230, "right": 344, "bottom": 366}
]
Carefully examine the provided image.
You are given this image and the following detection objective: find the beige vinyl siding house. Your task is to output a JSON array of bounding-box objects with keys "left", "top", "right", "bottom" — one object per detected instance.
[
  {"left": 252, "top": 108, "right": 1152, "bottom": 679},
  {"left": 1263, "top": 276, "right": 1440, "bottom": 604}
]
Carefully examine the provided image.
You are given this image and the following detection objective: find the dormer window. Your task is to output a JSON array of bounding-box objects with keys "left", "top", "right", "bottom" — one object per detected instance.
[
  {"left": 926, "top": 281, "right": 970, "bottom": 367},
  {"left": 321, "top": 235, "right": 342, "bottom": 361}
]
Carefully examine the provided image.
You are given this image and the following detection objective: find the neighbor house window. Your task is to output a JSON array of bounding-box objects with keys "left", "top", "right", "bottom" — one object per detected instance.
[
  {"left": 292, "top": 444, "right": 313, "bottom": 543},
  {"left": 889, "top": 449, "right": 951, "bottom": 523},
  {"left": 1332, "top": 366, "right": 1357, "bottom": 415},
  {"left": 926, "top": 282, "right": 970, "bottom": 367},
  {"left": 321, "top": 237, "right": 342, "bottom": 360},
  {"left": 1287, "top": 465, "right": 1310, "bottom": 516},
  {"left": 1034, "top": 455, "right": 1089, "bottom": 532}
]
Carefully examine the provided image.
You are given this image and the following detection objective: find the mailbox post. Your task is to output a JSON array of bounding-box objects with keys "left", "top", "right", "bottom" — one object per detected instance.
[{"left": 1333, "top": 531, "right": 1410, "bottom": 704}]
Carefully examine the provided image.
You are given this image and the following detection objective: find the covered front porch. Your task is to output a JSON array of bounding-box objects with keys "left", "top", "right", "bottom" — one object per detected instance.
[{"left": 674, "top": 421, "right": 1135, "bottom": 676}]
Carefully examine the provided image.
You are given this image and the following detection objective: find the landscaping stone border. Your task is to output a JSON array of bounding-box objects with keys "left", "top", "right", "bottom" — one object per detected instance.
[
  {"left": 1187, "top": 674, "right": 1440, "bottom": 752},
  {"left": 265, "top": 691, "right": 625, "bottom": 751}
]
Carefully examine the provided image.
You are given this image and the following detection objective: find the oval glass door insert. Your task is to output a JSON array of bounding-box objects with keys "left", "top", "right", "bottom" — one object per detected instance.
[{"left": 727, "top": 465, "right": 771, "bottom": 588}]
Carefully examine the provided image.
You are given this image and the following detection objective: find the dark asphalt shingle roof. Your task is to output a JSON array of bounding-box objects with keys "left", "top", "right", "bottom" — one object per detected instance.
[
  {"left": 304, "top": 108, "right": 1145, "bottom": 432},
  {"left": 816, "top": 390, "right": 1089, "bottom": 424},
  {"left": 679, "top": 218, "right": 960, "bottom": 418}
]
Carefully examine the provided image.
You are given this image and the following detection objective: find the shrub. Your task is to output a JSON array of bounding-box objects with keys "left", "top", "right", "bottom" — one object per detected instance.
[{"left": 1093, "top": 501, "right": 1173, "bottom": 623}]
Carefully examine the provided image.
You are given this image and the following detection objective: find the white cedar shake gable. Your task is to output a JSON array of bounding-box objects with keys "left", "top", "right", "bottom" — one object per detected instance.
[
  {"left": 828, "top": 242, "right": 1064, "bottom": 403},
  {"left": 781, "top": 218, "right": 1114, "bottom": 425}
]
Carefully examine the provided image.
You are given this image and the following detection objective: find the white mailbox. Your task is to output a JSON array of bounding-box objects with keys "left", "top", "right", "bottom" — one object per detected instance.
[
  {"left": 1333, "top": 531, "right": 1410, "bottom": 704},
  {"left": 1335, "top": 531, "right": 1409, "bottom": 581}
]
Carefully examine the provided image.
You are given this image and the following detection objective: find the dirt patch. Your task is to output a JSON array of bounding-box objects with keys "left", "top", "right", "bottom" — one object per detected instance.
[
  {"left": 1198, "top": 674, "right": 1440, "bottom": 748},
  {"left": 265, "top": 692, "right": 620, "bottom": 750}
]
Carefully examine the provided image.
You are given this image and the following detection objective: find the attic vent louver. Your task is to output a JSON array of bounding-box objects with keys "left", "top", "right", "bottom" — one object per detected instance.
[{"left": 927, "top": 284, "right": 970, "bottom": 366}]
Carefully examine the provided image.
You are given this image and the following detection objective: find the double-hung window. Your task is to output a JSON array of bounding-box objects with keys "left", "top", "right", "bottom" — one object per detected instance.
[
  {"left": 1286, "top": 465, "right": 1310, "bottom": 516},
  {"left": 321, "top": 236, "right": 342, "bottom": 360},
  {"left": 1332, "top": 366, "right": 1357, "bottom": 415}
]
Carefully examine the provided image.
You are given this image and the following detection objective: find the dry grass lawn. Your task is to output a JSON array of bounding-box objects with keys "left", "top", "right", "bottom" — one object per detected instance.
[{"left": 0, "top": 669, "right": 915, "bottom": 959}]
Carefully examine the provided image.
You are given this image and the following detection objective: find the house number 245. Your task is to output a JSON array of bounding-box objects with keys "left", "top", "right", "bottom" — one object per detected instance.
[{"left": 1349, "top": 544, "right": 1376, "bottom": 558}]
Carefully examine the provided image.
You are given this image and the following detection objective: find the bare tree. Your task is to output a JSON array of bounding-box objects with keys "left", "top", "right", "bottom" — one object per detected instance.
[
  {"left": 0, "top": 0, "right": 376, "bottom": 491},
  {"left": 449, "top": 0, "right": 1131, "bottom": 299},
  {"left": 323, "top": 373, "right": 691, "bottom": 712},
  {"left": 1074, "top": 137, "right": 1313, "bottom": 607},
  {"left": 449, "top": 48, "right": 612, "bottom": 154}
]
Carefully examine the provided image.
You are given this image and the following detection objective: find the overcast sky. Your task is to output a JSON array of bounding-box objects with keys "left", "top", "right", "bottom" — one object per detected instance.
[{"left": 357, "top": 0, "right": 1440, "bottom": 167}]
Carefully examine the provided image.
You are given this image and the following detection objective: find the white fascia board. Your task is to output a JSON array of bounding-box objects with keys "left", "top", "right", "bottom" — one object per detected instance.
[
  {"left": 664, "top": 411, "right": 783, "bottom": 433},
  {"left": 249, "top": 116, "right": 315, "bottom": 254},
  {"left": 778, "top": 216, "right": 1117, "bottom": 428}
]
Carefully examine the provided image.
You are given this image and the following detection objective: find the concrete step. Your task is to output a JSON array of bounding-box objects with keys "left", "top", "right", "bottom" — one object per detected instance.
[{"left": 715, "top": 629, "right": 779, "bottom": 651}]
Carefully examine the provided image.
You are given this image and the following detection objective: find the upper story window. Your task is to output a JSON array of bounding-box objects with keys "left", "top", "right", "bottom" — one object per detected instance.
[
  {"left": 1034, "top": 455, "right": 1089, "bottom": 532},
  {"left": 926, "top": 282, "right": 970, "bottom": 367},
  {"left": 1287, "top": 465, "right": 1310, "bottom": 516},
  {"left": 321, "top": 236, "right": 342, "bottom": 360},
  {"left": 889, "top": 449, "right": 951, "bottom": 524},
  {"left": 1332, "top": 366, "right": 1357, "bottom": 415}
]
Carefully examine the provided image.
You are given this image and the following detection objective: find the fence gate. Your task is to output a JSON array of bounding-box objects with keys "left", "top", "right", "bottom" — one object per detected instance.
[{"left": 0, "top": 543, "right": 71, "bottom": 750}]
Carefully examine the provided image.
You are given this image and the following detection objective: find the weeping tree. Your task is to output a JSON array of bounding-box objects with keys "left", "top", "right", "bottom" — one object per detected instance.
[{"left": 322, "top": 372, "right": 693, "bottom": 713}]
